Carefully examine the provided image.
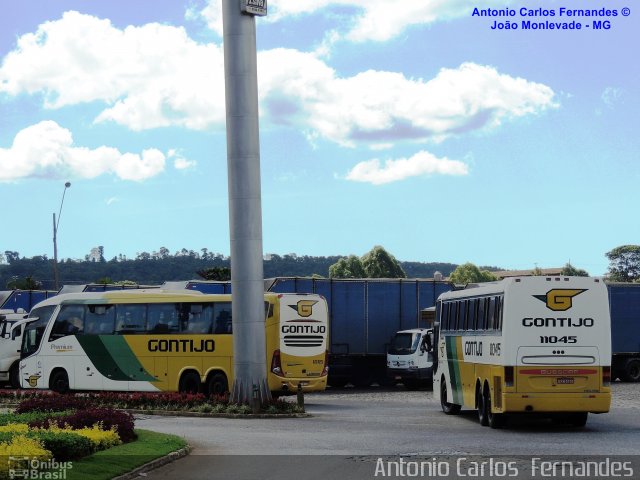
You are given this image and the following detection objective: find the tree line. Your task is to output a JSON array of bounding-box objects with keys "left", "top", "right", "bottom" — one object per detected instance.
[
  {"left": 2, "top": 244, "right": 637, "bottom": 290},
  {"left": 0, "top": 246, "right": 457, "bottom": 290}
]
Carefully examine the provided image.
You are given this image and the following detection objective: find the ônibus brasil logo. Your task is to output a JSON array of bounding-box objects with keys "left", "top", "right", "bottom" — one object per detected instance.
[{"left": 533, "top": 289, "right": 587, "bottom": 311}]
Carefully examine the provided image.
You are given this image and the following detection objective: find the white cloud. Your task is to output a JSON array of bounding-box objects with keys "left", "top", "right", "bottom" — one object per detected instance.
[
  {"left": 0, "top": 121, "right": 166, "bottom": 182},
  {"left": 168, "top": 149, "right": 197, "bottom": 170},
  {"left": 259, "top": 51, "right": 557, "bottom": 146},
  {"left": 0, "top": 11, "right": 225, "bottom": 131},
  {"left": 0, "top": 13, "right": 556, "bottom": 147},
  {"left": 345, "top": 150, "right": 469, "bottom": 185},
  {"left": 193, "top": 0, "right": 512, "bottom": 42}
]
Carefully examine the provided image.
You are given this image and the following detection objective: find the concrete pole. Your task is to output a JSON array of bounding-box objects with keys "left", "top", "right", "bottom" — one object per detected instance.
[{"left": 222, "top": 0, "right": 271, "bottom": 404}]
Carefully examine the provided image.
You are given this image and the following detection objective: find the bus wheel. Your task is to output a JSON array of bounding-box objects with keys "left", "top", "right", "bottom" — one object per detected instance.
[
  {"left": 206, "top": 373, "right": 229, "bottom": 397},
  {"left": 622, "top": 359, "right": 640, "bottom": 382},
  {"left": 9, "top": 363, "right": 20, "bottom": 389},
  {"left": 440, "top": 378, "right": 460, "bottom": 415},
  {"left": 50, "top": 370, "right": 70, "bottom": 394},
  {"left": 568, "top": 412, "right": 588, "bottom": 427},
  {"left": 485, "top": 389, "right": 505, "bottom": 429},
  {"left": 478, "top": 386, "right": 489, "bottom": 426},
  {"left": 179, "top": 371, "right": 201, "bottom": 394}
]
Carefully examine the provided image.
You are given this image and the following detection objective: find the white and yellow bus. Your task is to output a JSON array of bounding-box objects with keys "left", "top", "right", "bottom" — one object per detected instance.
[
  {"left": 433, "top": 276, "right": 611, "bottom": 428},
  {"left": 19, "top": 290, "right": 328, "bottom": 395}
]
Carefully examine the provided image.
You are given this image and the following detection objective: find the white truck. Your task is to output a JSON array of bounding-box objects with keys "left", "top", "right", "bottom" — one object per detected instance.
[
  {"left": 386, "top": 327, "right": 434, "bottom": 389},
  {"left": 0, "top": 310, "right": 28, "bottom": 388}
]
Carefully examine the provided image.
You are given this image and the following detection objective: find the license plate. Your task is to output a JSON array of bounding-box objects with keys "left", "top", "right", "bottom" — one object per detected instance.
[{"left": 556, "top": 377, "right": 574, "bottom": 384}]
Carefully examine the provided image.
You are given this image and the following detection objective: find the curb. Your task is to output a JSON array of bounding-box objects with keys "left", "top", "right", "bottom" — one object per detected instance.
[
  {"left": 126, "top": 409, "right": 310, "bottom": 419},
  {"left": 113, "top": 445, "right": 192, "bottom": 480}
]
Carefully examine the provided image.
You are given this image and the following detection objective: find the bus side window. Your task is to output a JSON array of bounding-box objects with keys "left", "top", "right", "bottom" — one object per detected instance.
[
  {"left": 442, "top": 302, "right": 450, "bottom": 331},
  {"left": 450, "top": 302, "right": 458, "bottom": 331},
  {"left": 185, "top": 304, "right": 213, "bottom": 334},
  {"left": 487, "top": 297, "right": 496, "bottom": 330},
  {"left": 479, "top": 298, "right": 488, "bottom": 330},
  {"left": 213, "top": 303, "right": 233, "bottom": 334},
  {"left": 495, "top": 296, "right": 503, "bottom": 331},
  {"left": 85, "top": 305, "right": 115, "bottom": 334},
  {"left": 49, "top": 305, "right": 85, "bottom": 340},
  {"left": 468, "top": 299, "right": 477, "bottom": 330},
  {"left": 115, "top": 305, "right": 147, "bottom": 334},
  {"left": 147, "top": 303, "right": 179, "bottom": 334}
]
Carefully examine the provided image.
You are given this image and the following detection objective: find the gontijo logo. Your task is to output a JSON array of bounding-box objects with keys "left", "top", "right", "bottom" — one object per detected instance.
[
  {"left": 288, "top": 300, "right": 318, "bottom": 317},
  {"left": 533, "top": 289, "right": 586, "bottom": 311}
]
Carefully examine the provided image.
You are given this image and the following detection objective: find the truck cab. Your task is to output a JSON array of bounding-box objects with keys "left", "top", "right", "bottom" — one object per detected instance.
[
  {"left": 386, "top": 327, "right": 434, "bottom": 389},
  {"left": 0, "top": 310, "right": 28, "bottom": 388}
]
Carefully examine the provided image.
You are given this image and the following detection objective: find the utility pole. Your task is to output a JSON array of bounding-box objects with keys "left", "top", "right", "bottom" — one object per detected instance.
[
  {"left": 222, "top": 0, "right": 271, "bottom": 404},
  {"left": 52, "top": 182, "right": 71, "bottom": 290}
]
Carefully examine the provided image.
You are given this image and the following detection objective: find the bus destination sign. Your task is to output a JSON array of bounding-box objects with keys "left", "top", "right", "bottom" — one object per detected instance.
[{"left": 242, "top": 0, "right": 267, "bottom": 16}]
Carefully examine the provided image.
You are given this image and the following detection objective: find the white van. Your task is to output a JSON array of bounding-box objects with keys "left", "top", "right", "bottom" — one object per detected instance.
[{"left": 387, "top": 327, "right": 434, "bottom": 389}]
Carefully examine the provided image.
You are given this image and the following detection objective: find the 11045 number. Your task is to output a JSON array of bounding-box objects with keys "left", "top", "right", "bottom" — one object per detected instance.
[{"left": 539, "top": 336, "right": 577, "bottom": 344}]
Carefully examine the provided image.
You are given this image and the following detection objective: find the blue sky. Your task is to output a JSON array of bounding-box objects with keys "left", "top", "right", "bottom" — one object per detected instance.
[{"left": 0, "top": 0, "right": 637, "bottom": 276}]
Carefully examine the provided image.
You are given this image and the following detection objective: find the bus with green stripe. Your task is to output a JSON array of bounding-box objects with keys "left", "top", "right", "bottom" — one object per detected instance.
[
  {"left": 433, "top": 276, "right": 611, "bottom": 428},
  {"left": 18, "top": 290, "right": 328, "bottom": 395}
]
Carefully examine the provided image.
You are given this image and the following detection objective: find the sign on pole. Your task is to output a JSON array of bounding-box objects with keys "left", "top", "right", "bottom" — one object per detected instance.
[{"left": 241, "top": 0, "right": 267, "bottom": 16}]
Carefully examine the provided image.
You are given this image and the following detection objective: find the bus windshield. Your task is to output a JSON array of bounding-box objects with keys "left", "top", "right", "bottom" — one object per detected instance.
[
  {"left": 388, "top": 332, "right": 420, "bottom": 355},
  {"left": 21, "top": 305, "right": 56, "bottom": 358}
]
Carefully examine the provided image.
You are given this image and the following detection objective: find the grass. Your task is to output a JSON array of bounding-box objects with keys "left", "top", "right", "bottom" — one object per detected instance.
[{"left": 64, "top": 429, "right": 187, "bottom": 480}]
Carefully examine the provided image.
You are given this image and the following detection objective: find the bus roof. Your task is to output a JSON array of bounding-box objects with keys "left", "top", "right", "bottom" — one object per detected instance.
[{"left": 438, "top": 276, "right": 604, "bottom": 301}]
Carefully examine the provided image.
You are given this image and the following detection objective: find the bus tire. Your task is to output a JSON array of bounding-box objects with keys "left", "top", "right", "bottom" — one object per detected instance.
[
  {"left": 179, "top": 371, "right": 201, "bottom": 394},
  {"left": 9, "top": 362, "right": 20, "bottom": 389},
  {"left": 568, "top": 412, "right": 588, "bottom": 427},
  {"left": 440, "top": 377, "right": 461, "bottom": 415},
  {"left": 622, "top": 359, "right": 640, "bottom": 382},
  {"left": 50, "top": 369, "right": 70, "bottom": 394},
  {"left": 205, "top": 372, "right": 229, "bottom": 397},
  {"left": 477, "top": 386, "right": 489, "bottom": 426},
  {"left": 485, "top": 389, "right": 505, "bottom": 429}
]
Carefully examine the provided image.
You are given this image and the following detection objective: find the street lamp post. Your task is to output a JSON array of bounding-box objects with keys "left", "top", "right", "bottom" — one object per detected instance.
[{"left": 52, "top": 182, "right": 71, "bottom": 290}]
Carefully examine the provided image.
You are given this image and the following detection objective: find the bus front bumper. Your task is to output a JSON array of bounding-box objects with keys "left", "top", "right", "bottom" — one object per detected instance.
[{"left": 502, "top": 392, "right": 611, "bottom": 413}]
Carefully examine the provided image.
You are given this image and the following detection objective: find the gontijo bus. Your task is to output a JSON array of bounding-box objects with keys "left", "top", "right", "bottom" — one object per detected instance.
[
  {"left": 434, "top": 276, "right": 611, "bottom": 428},
  {"left": 19, "top": 290, "right": 329, "bottom": 395}
]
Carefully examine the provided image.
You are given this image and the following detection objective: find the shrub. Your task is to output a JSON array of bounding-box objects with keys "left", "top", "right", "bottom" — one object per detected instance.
[
  {"left": 30, "top": 408, "right": 136, "bottom": 443},
  {"left": 0, "top": 411, "right": 70, "bottom": 427},
  {"left": 33, "top": 430, "right": 92, "bottom": 461},
  {"left": 44, "top": 425, "right": 121, "bottom": 452},
  {"left": 0, "top": 435, "right": 51, "bottom": 478},
  {"left": 0, "top": 423, "right": 29, "bottom": 434},
  {"left": 16, "top": 394, "right": 89, "bottom": 414}
]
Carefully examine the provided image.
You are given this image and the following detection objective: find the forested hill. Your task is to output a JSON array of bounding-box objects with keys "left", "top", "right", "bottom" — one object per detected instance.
[{"left": 0, "top": 250, "right": 459, "bottom": 290}]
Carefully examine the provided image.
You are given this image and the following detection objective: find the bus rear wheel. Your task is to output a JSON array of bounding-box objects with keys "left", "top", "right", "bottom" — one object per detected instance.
[
  {"left": 205, "top": 373, "right": 229, "bottom": 397},
  {"left": 179, "top": 371, "right": 201, "bottom": 394},
  {"left": 50, "top": 370, "right": 70, "bottom": 394},
  {"left": 477, "top": 387, "right": 489, "bottom": 426},
  {"left": 440, "top": 378, "right": 460, "bottom": 414},
  {"left": 485, "top": 389, "right": 505, "bottom": 429}
]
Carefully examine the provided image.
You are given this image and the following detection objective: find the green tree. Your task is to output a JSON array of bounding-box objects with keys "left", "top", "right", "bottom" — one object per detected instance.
[
  {"left": 329, "top": 255, "right": 365, "bottom": 278},
  {"left": 197, "top": 267, "right": 232, "bottom": 281},
  {"left": 606, "top": 245, "right": 640, "bottom": 282},
  {"left": 361, "top": 246, "right": 406, "bottom": 278},
  {"left": 449, "top": 262, "right": 497, "bottom": 284},
  {"left": 6, "top": 275, "right": 43, "bottom": 290},
  {"left": 560, "top": 263, "right": 589, "bottom": 277},
  {"left": 531, "top": 266, "right": 544, "bottom": 276}
]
